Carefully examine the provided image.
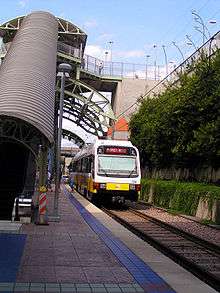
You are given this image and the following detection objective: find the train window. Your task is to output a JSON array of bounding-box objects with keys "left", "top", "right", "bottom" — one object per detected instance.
[
  {"left": 85, "top": 155, "right": 94, "bottom": 173},
  {"left": 98, "top": 155, "right": 137, "bottom": 177},
  {"left": 82, "top": 158, "right": 86, "bottom": 172},
  {"left": 76, "top": 160, "right": 82, "bottom": 172}
]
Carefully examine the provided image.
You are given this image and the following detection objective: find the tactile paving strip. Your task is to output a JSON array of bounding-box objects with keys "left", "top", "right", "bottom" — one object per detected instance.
[{"left": 0, "top": 233, "right": 26, "bottom": 282}]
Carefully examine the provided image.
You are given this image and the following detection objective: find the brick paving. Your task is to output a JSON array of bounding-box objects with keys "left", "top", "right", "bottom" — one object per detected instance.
[{"left": 16, "top": 188, "right": 136, "bottom": 286}]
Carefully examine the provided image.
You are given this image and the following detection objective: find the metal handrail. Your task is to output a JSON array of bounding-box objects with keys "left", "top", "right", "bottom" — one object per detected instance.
[
  {"left": 57, "top": 41, "right": 164, "bottom": 80},
  {"left": 57, "top": 41, "right": 81, "bottom": 59},
  {"left": 81, "top": 54, "right": 163, "bottom": 80}
]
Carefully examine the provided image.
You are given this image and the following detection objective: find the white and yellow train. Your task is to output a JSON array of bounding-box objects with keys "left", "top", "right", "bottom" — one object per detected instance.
[{"left": 69, "top": 139, "right": 141, "bottom": 205}]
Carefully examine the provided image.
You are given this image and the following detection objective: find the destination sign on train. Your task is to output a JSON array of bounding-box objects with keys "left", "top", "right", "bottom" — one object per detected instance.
[{"left": 105, "top": 147, "right": 128, "bottom": 155}]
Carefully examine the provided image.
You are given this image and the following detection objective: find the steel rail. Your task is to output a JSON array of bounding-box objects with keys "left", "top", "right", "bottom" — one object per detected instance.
[{"left": 103, "top": 207, "right": 220, "bottom": 292}]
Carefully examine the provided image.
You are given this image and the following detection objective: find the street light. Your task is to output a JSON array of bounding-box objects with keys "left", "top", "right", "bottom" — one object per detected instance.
[
  {"left": 162, "top": 45, "right": 168, "bottom": 76},
  {"left": 145, "top": 54, "right": 150, "bottom": 80},
  {"left": 192, "top": 10, "right": 210, "bottom": 43},
  {"left": 186, "top": 35, "right": 197, "bottom": 50},
  {"left": 53, "top": 63, "right": 72, "bottom": 221},
  {"left": 168, "top": 61, "right": 176, "bottom": 73},
  {"left": 172, "top": 41, "right": 184, "bottom": 62},
  {"left": 153, "top": 44, "right": 157, "bottom": 80},
  {"left": 104, "top": 51, "right": 109, "bottom": 63},
  {"left": 194, "top": 26, "right": 208, "bottom": 42},
  {"left": 108, "top": 41, "right": 114, "bottom": 62},
  {"left": 108, "top": 41, "right": 113, "bottom": 75}
]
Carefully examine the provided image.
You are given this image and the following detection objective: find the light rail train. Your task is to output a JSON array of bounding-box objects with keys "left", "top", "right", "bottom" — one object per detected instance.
[{"left": 69, "top": 139, "right": 141, "bottom": 205}]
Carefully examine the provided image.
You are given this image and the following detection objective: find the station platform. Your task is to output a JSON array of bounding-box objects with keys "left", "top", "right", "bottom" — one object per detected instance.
[{"left": 0, "top": 186, "right": 217, "bottom": 293}]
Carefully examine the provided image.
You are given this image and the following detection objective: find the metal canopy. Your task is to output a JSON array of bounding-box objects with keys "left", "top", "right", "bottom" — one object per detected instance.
[
  {"left": 57, "top": 78, "right": 115, "bottom": 137},
  {"left": 0, "top": 15, "right": 87, "bottom": 51},
  {"left": 62, "top": 129, "right": 85, "bottom": 148}
]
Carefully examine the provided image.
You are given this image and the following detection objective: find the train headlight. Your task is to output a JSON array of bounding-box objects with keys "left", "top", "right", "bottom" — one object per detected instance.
[
  {"left": 93, "top": 182, "right": 100, "bottom": 190},
  {"left": 100, "top": 183, "right": 106, "bottom": 189},
  {"left": 129, "top": 184, "right": 135, "bottom": 190},
  {"left": 135, "top": 184, "right": 141, "bottom": 191}
]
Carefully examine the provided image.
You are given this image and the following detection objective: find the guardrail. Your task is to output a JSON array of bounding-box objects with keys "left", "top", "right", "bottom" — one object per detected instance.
[
  {"left": 57, "top": 41, "right": 164, "bottom": 80},
  {"left": 57, "top": 41, "right": 81, "bottom": 59},
  {"left": 81, "top": 54, "right": 164, "bottom": 80}
]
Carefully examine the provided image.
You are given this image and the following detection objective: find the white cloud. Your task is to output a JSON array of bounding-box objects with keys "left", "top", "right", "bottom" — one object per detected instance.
[
  {"left": 18, "top": 0, "right": 29, "bottom": 8},
  {"left": 116, "top": 50, "right": 145, "bottom": 59},
  {"left": 84, "top": 45, "right": 146, "bottom": 61},
  {"left": 84, "top": 45, "right": 104, "bottom": 59},
  {"left": 84, "top": 19, "right": 98, "bottom": 29},
  {"left": 97, "top": 33, "right": 114, "bottom": 41}
]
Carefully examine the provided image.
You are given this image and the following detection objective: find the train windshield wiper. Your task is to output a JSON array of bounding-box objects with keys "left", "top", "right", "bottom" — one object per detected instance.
[
  {"left": 128, "top": 167, "right": 137, "bottom": 178},
  {"left": 99, "top": 168, "right": 109, "bottom": 177}
]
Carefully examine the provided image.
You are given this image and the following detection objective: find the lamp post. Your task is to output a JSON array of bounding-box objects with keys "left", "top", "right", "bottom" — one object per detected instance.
[
  {"left": 153, "top": 44, "right": 157, "bottom": 80},
  {"left": 108, "top": 41, "right": 113, "bottom": 75},
  {"left": 162, "top": 45, "right": 168, "bottom": 76},
  {"left": 108, "top": 41, "right": 114, "bottom": 62},
  {"left": 168, "top": 61, "right": 176, "bottom": 73},
  {"left": 172, "top": 41, "right": 184, "bottom": 62},
  {"left": 145, "top": 54, "right": 150, "bottom": 80},
  {"left": 53, "top": 63, "right": 72, "bottom": 221},
  {"left": 104, "top": 51, "right": 109, "bottom": 63},
  {"left": 186, "top": 34, "right": 197, "bottom": 50},
  {"left": 192, "top": 10, "right": 210, "bottom": 43}
]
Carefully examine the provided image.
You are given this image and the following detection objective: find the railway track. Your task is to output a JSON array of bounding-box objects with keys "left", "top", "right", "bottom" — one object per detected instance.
[{"left": 103, "top": 207, "right": 220, "bottom": 292}]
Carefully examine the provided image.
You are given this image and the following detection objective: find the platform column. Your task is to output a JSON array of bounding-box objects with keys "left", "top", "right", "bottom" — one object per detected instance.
[{"left": 37, "top": 145, "right": 49, "bottom": 225}]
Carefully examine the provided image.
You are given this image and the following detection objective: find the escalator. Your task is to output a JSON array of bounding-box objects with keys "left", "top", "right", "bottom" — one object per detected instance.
[{"left": 0, "top": 141, "right": 29, "bottom": 220}]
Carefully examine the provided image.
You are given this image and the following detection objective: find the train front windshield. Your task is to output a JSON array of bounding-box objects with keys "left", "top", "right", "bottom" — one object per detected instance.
[{"left": 97, "top": 145, "right": 139, "bottom": 177}]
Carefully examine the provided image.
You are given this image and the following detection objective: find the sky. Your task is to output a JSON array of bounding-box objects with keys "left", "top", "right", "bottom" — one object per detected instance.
[
  {"left": 0, "top": 0, "right": 219, "bottom": 66},
  {"left": 0, "top": 0, "right": 220, "bottom": 145}
]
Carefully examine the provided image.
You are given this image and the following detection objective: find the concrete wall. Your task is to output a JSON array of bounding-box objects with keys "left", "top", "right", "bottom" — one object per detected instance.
[{"left": 112, "top": 78, "right": 164, "bottom": 119}]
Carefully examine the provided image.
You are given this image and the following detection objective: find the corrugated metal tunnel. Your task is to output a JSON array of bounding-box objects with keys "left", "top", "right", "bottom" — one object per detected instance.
[{"left": 0, "top": 11, "right": 58, "bottom": 219}]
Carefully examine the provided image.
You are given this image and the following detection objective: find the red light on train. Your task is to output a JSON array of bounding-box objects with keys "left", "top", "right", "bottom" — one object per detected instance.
[
  {"left": 93, "top": 182, "right": 100, "bottom": 190},
  {"left": 135, "top": 184, "right": 141, "bottom": 191}
]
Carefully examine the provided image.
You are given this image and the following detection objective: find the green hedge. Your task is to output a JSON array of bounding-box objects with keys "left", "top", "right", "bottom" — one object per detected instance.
[{"left": 140, "top": 179, "right": 220, "bottom": 216}]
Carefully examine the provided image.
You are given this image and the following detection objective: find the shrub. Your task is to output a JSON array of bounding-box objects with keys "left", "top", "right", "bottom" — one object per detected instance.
[{"left": 141, "top": 179, "right": 220, "bottom": 216}]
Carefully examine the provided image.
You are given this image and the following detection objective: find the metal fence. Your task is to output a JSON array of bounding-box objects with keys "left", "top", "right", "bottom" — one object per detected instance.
[
  {"left": 81, "top": 54, "right": 164, "bottom": 80},
  {"left": 57, "top": 41, "right": 81, "bottom": 59},
  {"left": 57, "top": 41, "right": 164, "bottom": 80}
]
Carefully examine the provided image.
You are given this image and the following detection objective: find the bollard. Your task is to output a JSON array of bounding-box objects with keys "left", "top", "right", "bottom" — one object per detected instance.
[{"left": 37, "top": 186, "right": 49, "bottom": 225}]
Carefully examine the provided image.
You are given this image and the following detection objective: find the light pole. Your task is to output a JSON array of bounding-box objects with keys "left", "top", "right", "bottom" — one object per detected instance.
[
  {"left": 192, "top": 10, "right": 210, "bottom": 43},
  {"left": 162, "top": 45, "right": 168, "bottom": 76},
  {"left": 194, "top": 26, "right": 207, "bottom": 43},
  {"left": 172, "top": 41, "right": 184, "bottom": 62},
  {"left": 145, "top": 54, "right": 150, "bottom": 80},
  {"left": 53, "top": 63, "right": 72, "bottom": 221},
  {"left": 108, "top": 41, "right": 113, "bottom": 75},
  {"left": 186, "top": 35, "right": 197, "bottom": 50},
  {"left": 108, "top": 41, "right": 114, "bottom": 62},
  {"left": 168, "top": 61, "right": 176, "bottom": 73},
  {"left": 153, "top": 44, "right": 157, "bottom": 80},
  {"left": 104, "top": 51, "right": 109, "bottom": 63}
]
